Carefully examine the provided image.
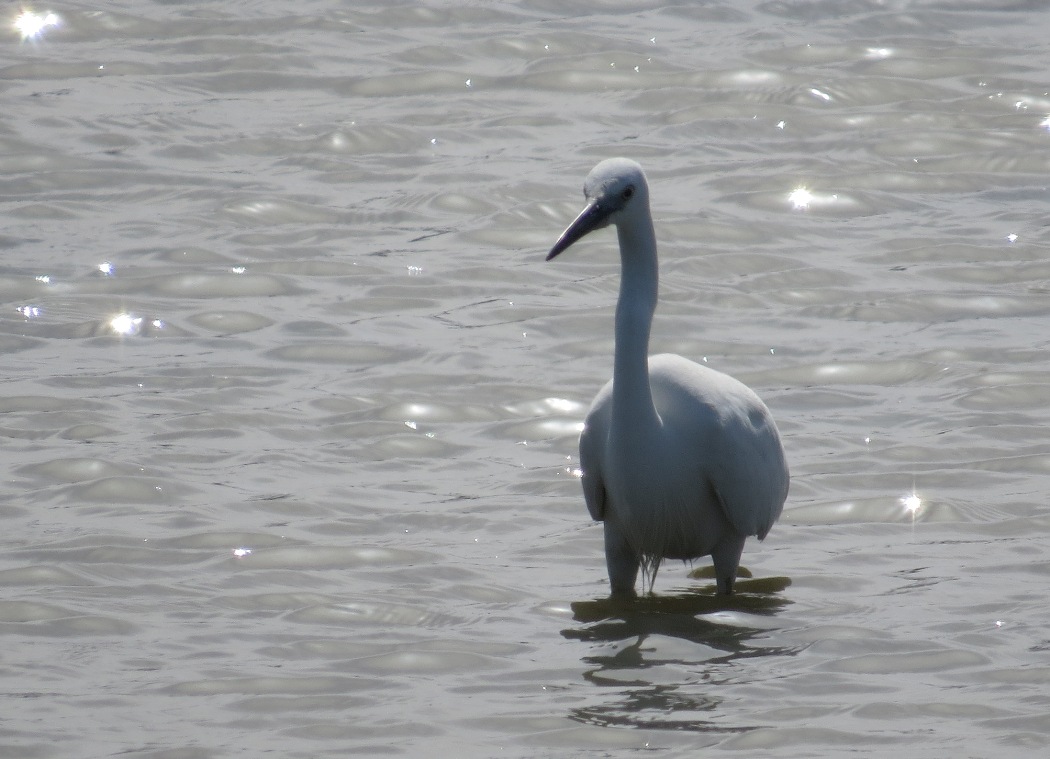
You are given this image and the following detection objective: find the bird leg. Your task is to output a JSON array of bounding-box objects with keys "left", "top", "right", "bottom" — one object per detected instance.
[
  {"left": 711, "top": 534, "right": 747, "bottom": 595},
  {"left": 603, "top": 520, "right": 640, "bottom": 598}
]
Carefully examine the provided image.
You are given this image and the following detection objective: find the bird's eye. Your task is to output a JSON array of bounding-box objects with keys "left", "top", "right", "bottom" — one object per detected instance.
[{"left": 622, "top": 186, "right": 634, "bottom": 200}]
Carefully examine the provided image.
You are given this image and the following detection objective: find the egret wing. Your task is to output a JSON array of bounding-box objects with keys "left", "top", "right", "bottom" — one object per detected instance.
[
  {"left": 708, "top": 398, "right": 788, "bottom": 539},
  {"left": 578, "top": 387, "right": 613, "bottom": 522},
  {"left": 578, "top": 413, "right": 606, "bottom": 521},
  {"left": 650, "top": 355, "right": 789, "bottom": 540}
]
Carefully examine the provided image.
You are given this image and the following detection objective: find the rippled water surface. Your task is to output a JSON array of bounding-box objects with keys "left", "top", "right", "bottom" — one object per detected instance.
[{"left": 4, "top": 1, "right": 1050, "bottom": 757}]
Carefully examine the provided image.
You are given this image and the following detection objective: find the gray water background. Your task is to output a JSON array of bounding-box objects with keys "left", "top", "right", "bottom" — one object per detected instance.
[{"left": 3, "top": 1, "right": 1050, "bottom": 756}]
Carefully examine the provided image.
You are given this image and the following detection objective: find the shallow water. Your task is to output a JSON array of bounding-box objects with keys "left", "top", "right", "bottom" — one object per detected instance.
[{"left": 3, "top": 1, "right": 1050, "bottom": 757}]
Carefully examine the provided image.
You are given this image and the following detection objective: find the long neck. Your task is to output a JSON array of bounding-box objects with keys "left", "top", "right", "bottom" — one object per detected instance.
[{"left": 611, "top": 212, "right": 661, "bottom": 431}]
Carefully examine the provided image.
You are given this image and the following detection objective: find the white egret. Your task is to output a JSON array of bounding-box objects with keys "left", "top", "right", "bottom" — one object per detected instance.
[{"left": 546, "top": 158, "right": 789, "bottom": 597}]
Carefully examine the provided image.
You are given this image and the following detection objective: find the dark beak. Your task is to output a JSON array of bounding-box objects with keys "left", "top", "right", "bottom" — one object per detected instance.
[{"left": 546, "top": 200, "right": 612, "bottom": 261}]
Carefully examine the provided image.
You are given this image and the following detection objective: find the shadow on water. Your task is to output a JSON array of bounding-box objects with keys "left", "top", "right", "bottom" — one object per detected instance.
[{"left": 561, "top": 576, "right": 796, "bottom": 732}]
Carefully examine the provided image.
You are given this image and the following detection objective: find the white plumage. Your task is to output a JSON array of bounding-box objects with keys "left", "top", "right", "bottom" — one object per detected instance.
[{"left": 547, "top": 158, "right": 789, "bottom": 596}]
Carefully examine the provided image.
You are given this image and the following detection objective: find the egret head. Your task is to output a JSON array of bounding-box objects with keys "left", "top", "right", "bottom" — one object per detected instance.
[{"left": 546, "top": 158, "right": 650, "bottom": 261}]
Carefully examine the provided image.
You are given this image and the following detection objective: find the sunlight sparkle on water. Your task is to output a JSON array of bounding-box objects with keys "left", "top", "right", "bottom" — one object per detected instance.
[
  {"left": 789, "top": 187, "right": 814, "bottom": 210},
  {"left": 110, "top": 313, "right": 143, "bottom": 336},
  {"left": 545, "top": 397, "right": 578, "bottom": 413},
  {"left": 14, "top": 10, "right": 59, "bottom": 40},
  {"left": 901, "top": 493, "right": 922, "bottom": 516},
  {"left": 98, "top": 261, "right": 115, "bottom": 276}
]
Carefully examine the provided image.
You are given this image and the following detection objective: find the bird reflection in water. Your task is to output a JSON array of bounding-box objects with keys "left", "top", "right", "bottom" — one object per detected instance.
[{"left": 562, "top": 576, "right": 794, "bottom": 732}]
